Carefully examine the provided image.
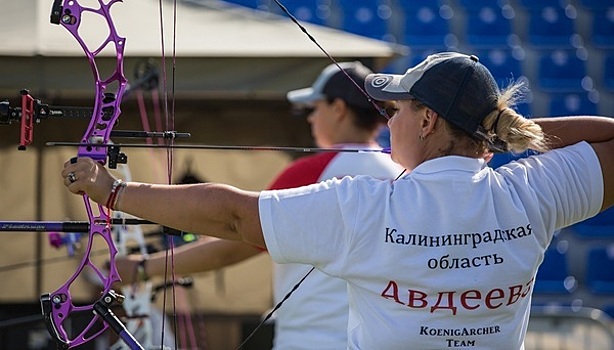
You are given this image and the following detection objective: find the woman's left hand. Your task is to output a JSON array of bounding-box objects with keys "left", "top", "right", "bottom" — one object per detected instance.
[{"left": 61, "top": 157, "right": 117, "bottom": 205}]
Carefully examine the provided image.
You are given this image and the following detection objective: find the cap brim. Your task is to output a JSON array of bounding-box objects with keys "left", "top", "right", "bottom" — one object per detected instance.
[
  {"left": 286, "top": 87, "right": 325, "bottom": 105},
  {"left": 365, "top": 73, "right": 413, "bottom": 101}
]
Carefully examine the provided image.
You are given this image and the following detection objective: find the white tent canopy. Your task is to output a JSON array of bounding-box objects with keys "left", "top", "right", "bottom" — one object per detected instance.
[
  {"left": 0, "top": 0, "right": 406, "bottom": 99},
  {"left": 2, "top": 0, "right": 401, "bottom": 58}
]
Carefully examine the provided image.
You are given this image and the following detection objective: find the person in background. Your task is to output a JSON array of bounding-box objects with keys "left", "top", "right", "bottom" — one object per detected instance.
[
  {"left": 114, "top": 61, "right": 403, "bottom": 349},
  {"left": 64, "top": 52, "right": 613, "bottom": 349}
]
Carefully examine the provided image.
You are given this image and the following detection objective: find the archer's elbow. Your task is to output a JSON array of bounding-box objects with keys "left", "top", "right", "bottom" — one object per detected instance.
[
  {"left": 593, "top": 139, "right": 614, "bottom": 211},
  {"left": 236, "top": 197, "right": 266, "bottom": 249}
]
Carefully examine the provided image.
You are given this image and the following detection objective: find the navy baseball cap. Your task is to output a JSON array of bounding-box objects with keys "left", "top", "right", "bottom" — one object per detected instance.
[
  {"left": 365, "top": 52, "right": 500, "bottom": 139},
  {"left": 287, "top": 61, "right": 374, "bottom": 109}
]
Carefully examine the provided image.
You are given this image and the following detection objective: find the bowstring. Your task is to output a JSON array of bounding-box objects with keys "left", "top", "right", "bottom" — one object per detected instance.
[
  {"left": 271, "top": 0, "right": 391, "bottom": 121},
  {"left": 168, "top": 1, "right": 185, "bottom": 347},
  {"left": 157, "top": 0, "right": 179, "bottom": 348},
  {"left": 237, "top": 267, "right": 315, "bottom": 349},
  {"left": 158, "top": 1, "right": 203, "bottom": 348}
]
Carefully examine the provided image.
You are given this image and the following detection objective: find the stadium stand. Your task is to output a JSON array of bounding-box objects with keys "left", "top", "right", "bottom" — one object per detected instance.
[
  {"left": 534, "top": 241, "right": 577, "bottom": 295},
  {"left": 336, "top": 0, "right": 393, "bottom": 42},
  {"left": 589, "top": 6, "right": 614, "bottom": 49},
  {"left": 476, "top": 48, "right": 524, "bottom": 85},
  {"left": 517, "top": 0, "right": 569, "bottom": 10},
  {"left": 458, "top": 0, "right": 509, "bottom": 11},
  {"left": 573, "top": 206, "right": 614, "bottom": 239},
  {"left": 400, "top": 2, "right": 455, "bottom": 48},
  {"left": 526, "top": 6, "right": 577, "bottom": 48},
  {"left": 223, "top": 0, "right": 271, "bottom": 11},
  {"left": 537, "top": 49, "right": 588, "bottom": 92},
  {"left": 585, "top": 245, "right": 614, "bottom": 295},
  {"left": 464, "top": 5, "right": 516, "bottom": 49},
  {"left": 605, "top": 53, "right": 614, "bottom": 92},
  {"left": 548, "top": 92, "right": 599, "bottom": 116},
  {"left": 578, "top": 0, "right": 612, "bottom": 9},
  {"left": 275, "top": 0, "right": 332, "bottom": 25}
]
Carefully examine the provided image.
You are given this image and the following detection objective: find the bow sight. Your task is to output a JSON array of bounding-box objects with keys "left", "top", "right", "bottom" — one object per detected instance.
[
  {"left": 0, "top": 89, "right": 94, "bottom": 150},
  {"left": 0, "top": 90, "right": 192, "bottom": 168}
]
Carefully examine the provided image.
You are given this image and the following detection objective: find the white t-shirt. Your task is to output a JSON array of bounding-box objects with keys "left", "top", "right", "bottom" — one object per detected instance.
[
  {"left": 268, "top": 144, "right": 403, "bottom": 350},
  {"left": 260, "top": 142, "right": 603, "bottom": 350}
]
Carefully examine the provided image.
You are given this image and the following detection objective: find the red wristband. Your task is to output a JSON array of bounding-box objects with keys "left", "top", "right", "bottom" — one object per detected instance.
[{"left": 105, "top": 179, "right": 126, "bottom": 210}]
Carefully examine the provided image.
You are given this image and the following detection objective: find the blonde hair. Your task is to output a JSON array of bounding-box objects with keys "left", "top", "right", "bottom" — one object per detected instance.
[{"left": 481, "top": 81, "right": 549, "bottom": 154}]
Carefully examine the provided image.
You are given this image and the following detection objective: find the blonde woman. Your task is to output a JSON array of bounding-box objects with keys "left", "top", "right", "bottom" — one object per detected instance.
[{"left": 63, "top": 52, "right": 613, "bottom": 349}]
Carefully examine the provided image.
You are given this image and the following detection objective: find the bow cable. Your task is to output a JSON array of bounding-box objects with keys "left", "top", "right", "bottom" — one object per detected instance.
[
  {"left": 158, "top": 0, "right": 199, "bottom": 348},
  {"left": 271, "top": 0, "right": 391, "bottom": 121}
]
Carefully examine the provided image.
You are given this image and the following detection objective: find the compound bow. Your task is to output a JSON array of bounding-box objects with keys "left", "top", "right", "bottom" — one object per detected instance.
[{"left": 40, "top": 0, "right": 137, "bottom": 348}]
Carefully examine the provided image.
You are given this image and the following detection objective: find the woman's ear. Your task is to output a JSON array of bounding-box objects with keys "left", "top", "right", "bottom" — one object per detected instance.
[
  {"left": 422, "top": 108, "right": 438, "bottom": 135},
  {"left": 331, "top": 98, "right": 348, "bottom": 121}
]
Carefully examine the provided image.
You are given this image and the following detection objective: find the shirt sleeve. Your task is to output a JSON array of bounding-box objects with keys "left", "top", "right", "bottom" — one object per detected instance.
[
  {"left": 500, "top": 141, "right": 603, "bottom": 230},
  {"left": 259, "top": 177, "right": 359, "bottom": 274}
]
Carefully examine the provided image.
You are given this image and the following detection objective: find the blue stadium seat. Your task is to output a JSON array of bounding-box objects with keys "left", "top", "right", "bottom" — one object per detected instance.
[
  {"left": 337, "top": 0, "right": 393, "bottom": 41},
  {"left": 224, "top": 0, "right": 269, "bottom": 11},
  {"left": 586, "top": 245, "right": 614, "bottom": 294},
  {"left": 572, "top": 206, "right": 614, "bottom": 238},
  {"left": 534, "top": 242, "right": 577, "bottom": 294},
  {"left": 517, "top": 0, "right": 561, "bottom": 9},
  {"left": 476, "top": 49, "right": 523, "bottom": 86},
  {"left": 548, "top": 93, "right": 598, "bottom": 116},
  {"left": 605, "top": 54, "right": 614, "bottom": 92},
  {"left": 402, "top": 4, "right": 455, "bottom": 48},
  {"left": 383, "top": 48, "right": 453, "bottom": 74},
  {"left": 458, "top": 0, "right": 508, "bottom": 11},
  {"left": 602, "top": 304, "right": 614, "bottom": 319},
  {"left": 224, "top": 0, "right": 255, "bottom": 8},
  {"left": 578, "top": 0, "right": 612, "bottom": 10},
  {"left": 465, "top": 6, "right": 515, "bottom": 48},
  {"left": 488, "top": 150, "right": 539, "bottom": 169},
  {"left": 276, "top": 0, "right": 331, "bottom": 25},
  {"left": 537, "top": 50, "right": 588, "bottom": 92},
  {"left": 527, "top": 7, "right": 576, "bottom": 48},
  {"left": 514, "top": 101, "right": 532, "bottom": 117},
  {"left": 396, "top": 0, "right": 442, "bottom": 13},
  {"left": 590, "top": 7, "right": 614, "bottom": 49}
]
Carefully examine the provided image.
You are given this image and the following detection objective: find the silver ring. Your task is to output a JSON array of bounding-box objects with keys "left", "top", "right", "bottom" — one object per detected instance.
[{"left": 67, "top": 172, "right": 77, "bottom": 183}]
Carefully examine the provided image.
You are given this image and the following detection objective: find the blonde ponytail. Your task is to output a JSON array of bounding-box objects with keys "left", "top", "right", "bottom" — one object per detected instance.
[{"left": 482, "top": 81, "right": 549, "bottom": 153}]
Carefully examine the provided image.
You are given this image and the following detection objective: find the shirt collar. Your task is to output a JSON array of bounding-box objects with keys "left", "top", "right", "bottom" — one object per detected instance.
[{"left": 411, "top": 156, "right": 487, "bottom": 176}]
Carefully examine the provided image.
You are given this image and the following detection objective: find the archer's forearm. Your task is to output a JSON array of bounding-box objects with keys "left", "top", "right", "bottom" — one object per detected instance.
[
  {"left": 116, "top": 182, "right": 266, "bottom": 247},
  {"left": 534, "top": 116, "right": 614, "bottom": 210},
  {"left": 533, "top": 116, "right": 614, "bottom": 149},
  {"left": 145, "top": 237, "right": 263, "bottom": 277}
]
